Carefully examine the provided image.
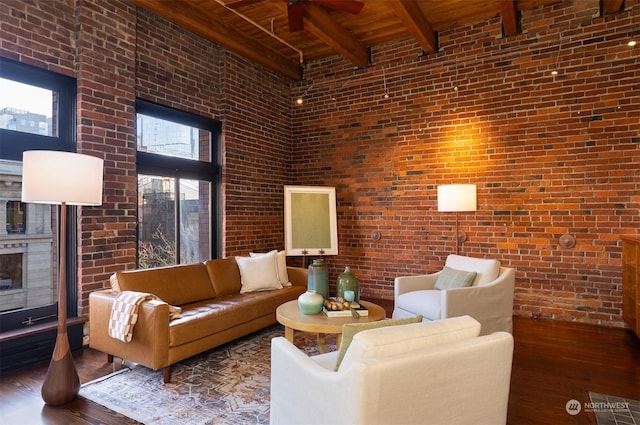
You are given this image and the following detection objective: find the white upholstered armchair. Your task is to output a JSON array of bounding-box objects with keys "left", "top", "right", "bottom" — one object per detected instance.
[
  {"left": 270, "top": 316, "right": 514, "bottom": 425},
  {"left": 393, "top": 254, "right": 516, "bottom": 335}
]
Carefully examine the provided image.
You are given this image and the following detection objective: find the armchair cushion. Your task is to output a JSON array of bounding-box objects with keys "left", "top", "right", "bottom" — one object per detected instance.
[
  {"left": 338, "top": 315, "right": 481, "bottom": 372},
  {"left": 396, "top": 290, "right": 441, "bottom": 321},
  {"left": 445, "top": 254, "right": 500, "bottom": 286},
  {"left": 434, "top": 266, "right": 477, "bottom": 290},
  {"left": 335, "top": 315, "right": 423, "bottom": 370}
]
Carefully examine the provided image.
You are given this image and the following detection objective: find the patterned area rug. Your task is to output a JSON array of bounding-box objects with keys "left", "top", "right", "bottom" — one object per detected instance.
[
  {"left": 589, "top": 392, "right": 640, "bottom": 425},
  {"left": 79, "top": 325, "right": 335, "bottom": 425}
]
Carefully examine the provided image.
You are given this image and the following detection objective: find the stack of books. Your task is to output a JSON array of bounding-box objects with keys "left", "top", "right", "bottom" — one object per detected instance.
[{"left": 323, "top": 303, "right": 369, "bottom": 317}]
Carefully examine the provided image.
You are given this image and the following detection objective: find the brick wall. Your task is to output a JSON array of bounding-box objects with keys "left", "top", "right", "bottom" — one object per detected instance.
[
  {"left": 1, "top": 0, "right": 291, "bottom": 318},
  {"left": 292, "top": 0, "right": 639, "bottom": 327},
  {"left": 1, "top": 0, "right": 638, "bottom": 328}
]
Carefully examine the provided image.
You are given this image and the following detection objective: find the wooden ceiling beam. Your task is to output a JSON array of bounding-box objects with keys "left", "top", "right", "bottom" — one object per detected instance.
[
  {"left": 302, "top": 2, "right": 370, "bottom": 68},
  {"left": 388, "top": 0, "right": 437, "bottom": 53},
  {"left": 601, "top": 0, "right": 624, "bottom": 15},
  {"left": 131, "top": 0, "right": 302, "bottom": 80},
  {"left": 500, "top": 0, "right": 519, "bottom": 37}
]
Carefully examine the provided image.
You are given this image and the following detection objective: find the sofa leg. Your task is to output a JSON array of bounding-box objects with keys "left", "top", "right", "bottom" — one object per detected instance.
[
  {"left": 107, "top": 354, "right": 114, "bottom": 363},
  {"left": 163, "top": 366, "right": 171, "bottom": 383}
]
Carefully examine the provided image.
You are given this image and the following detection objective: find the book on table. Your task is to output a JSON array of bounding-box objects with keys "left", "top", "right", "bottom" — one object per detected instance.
[{"left": 323, "top": 304, "right": 369, "bottom": 317}]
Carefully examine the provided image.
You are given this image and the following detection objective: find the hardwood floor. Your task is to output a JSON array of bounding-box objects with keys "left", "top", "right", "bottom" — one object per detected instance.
[{"left": 1, "top": 310, "right": 638, "bottom": 425}]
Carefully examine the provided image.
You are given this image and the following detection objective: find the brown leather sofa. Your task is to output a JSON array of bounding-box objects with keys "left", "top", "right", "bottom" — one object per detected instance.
[{"left": 89, "top": 257, "right": 307, "bottom": 382}]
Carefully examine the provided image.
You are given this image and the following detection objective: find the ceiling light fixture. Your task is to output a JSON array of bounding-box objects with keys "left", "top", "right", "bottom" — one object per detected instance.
[
  {"left": 629, "top": 40, "right": 637, "bottom": 47},
  {"left": 295, "top": 84, "right": 314, "bottom": 105},
  {"left": 551, "top": 32, "right": 563, "bottom": 76}
]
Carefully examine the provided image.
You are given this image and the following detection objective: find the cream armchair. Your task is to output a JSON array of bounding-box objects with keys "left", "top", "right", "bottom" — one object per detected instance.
[
  {"left": 270, "top": 316, "right": 514, "bottom": 425},
  {"left": 393, "top": 254, "right": 515, "bottom": 335}
]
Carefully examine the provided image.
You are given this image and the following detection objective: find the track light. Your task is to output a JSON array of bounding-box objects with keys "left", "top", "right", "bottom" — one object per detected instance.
[
  {"left": 382, "top": 69, "right": 390, "bottom": 99},
  {"left": 295, "top": 83, "right": 313, "bottom": 106}
]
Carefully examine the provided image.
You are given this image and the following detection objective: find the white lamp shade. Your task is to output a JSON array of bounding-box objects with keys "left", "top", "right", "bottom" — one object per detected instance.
[
  {"left": 437, "top": 184, "right": 477, "bottom": 212},
  {"left": 21, "top": 150, "right": 104, "bottom": 206}
]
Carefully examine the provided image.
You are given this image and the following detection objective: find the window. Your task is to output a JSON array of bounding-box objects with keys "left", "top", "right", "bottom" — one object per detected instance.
[
  {"left": 136, "top": 100, "right": 221, "bottom": 268},
  {"left": 0, "top": 58, "right": 76, "bottom": 321},
  {"left": 0, "top": 253, "right": 22, "bottom": 291},
  {"left": 6, "top": 201, "right": 26, "bottom": 234}
]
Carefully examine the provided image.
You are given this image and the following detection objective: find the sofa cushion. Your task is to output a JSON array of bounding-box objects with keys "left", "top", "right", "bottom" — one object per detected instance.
[
  {"left": 110, "top": 263, "right": 215, "bottom": 306},
  {"left": 335, "top": 315, "right": 423, "bottom": 370},
  {"left": 204, "top": 257, "right": 242, "bottom": 296},
  {"left": 236, "top": 252, "right": 283, "bottom": 293},
  {"left": 250, "top": 250, "right": 291, "bottom": 286},
  {"left": 169, "top": 286, "right": 306, "bottom": 346},
  {"left": 337, "top": 315, "right": 481, "bottom": 372},
  {"left": 395, "top": 290, "right": 441, "bottom": 321},
  {"left": 445, "top": 254, "right": 500, "bottom": 286},
  {"left": 434, "top": 266, "right": 477, "bottom": 290}
]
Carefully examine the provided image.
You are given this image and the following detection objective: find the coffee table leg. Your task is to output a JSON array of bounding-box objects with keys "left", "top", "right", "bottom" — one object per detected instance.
[
  {"left": 317, "top": 333, "right": 329, "bottom": 353},
  {"left": 285, "top": 326, "right": 294, "bottom": 343}
]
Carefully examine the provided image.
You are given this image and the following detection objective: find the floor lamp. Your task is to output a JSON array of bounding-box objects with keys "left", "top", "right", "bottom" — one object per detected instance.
[
  {"left": 437, "top": 184, "right": 477, "bottom": 255},
  {"left": 21, "top": 150, "right": 104, "bottom": 406}
]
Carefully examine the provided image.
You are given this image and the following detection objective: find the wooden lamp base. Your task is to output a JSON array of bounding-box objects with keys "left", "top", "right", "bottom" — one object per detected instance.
[{"left": 40, "top": 330, "right": 80, "bottom": 406}]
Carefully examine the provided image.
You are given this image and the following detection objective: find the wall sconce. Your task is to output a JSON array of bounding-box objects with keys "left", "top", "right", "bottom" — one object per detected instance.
[{"left": 437, "top": 184, "right": 477, "bottom": 255}]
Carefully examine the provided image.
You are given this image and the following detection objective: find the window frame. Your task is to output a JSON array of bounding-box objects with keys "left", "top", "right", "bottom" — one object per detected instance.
[
  {"left": 135, "top": 99, "right": 222, "bottom": 265},
  {"left": 0, "top": 58, "right": 78, "bottom": 320},
  {"left": 0, "top": 58, "right": 76, "bottom": 159}
]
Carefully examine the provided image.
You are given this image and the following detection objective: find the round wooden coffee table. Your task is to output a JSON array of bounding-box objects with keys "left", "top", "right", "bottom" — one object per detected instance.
[{"left": 276, "top": 300, "right": 386, "bottom": 353}]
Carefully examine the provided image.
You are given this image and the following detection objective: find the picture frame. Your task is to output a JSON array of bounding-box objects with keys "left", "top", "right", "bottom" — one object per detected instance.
[{"left": 284, "top": 185, "right": 338, "bottom": 256}]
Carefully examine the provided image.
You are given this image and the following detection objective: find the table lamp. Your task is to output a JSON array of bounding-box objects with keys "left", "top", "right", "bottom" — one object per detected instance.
[
  {"left": 437, "top": 184, "right": 477, "bottom": 255},
  {"left": 21, "top": 150, "right": 103, "bottom": 406}
]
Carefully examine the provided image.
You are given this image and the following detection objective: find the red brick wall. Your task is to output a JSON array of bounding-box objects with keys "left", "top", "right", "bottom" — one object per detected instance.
[
  {"left": 1, "top": 0, "right": 291, "bottom": 318},
  {"left": 292, "top": 0, "right": 639, "bottom": 327},
  {"left": 1, "top": 0, "right": 638, "bottom": 328}
]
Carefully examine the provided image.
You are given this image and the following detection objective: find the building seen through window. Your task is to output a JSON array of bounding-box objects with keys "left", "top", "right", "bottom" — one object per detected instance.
[{"left": 136, "top": 100, "right": 220, "bottom": 268}]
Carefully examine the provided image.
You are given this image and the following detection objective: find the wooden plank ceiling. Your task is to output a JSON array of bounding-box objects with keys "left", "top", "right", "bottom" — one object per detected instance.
[{"left": 130, "top": 0, "right": 624, "bottom": 80}]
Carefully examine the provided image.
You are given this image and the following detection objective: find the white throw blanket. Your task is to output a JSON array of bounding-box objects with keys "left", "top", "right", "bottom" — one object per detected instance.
[{"left": 109, "top": 291, "right": 181, "bottom": 343}]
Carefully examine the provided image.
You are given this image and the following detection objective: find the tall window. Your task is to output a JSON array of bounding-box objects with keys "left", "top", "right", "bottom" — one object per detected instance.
[
  {"left": 136, "top": 100, "right": 221, "bottom": 268},
  {"left": 0, "top": 58, "right": 76, "bottom": 318}
]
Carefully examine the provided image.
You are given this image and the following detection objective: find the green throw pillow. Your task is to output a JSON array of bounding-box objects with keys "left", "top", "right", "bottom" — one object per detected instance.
[
  {"left": 434, "top": 266, "right": 477, "bottom": 290},
  {"left": 335, "top": 315, "right": 423, "bottom": 371}
]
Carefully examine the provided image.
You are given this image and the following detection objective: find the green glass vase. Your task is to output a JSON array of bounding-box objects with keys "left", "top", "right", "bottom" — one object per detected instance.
[{"left": 336, "top": 266, "right": 359, "bottom": 302}]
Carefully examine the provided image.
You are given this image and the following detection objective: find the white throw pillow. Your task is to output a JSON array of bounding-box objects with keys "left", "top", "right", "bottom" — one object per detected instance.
[
  {"left": 236, "top": 251, "right": 283, "bottom": 293},
  {"left": 250, "top": 250, "right": 291, "bottom": 286}
]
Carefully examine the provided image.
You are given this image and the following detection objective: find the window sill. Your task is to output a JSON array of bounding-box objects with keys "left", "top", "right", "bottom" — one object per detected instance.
[{"left": 0, "top": 316, "right": 86, "bottom": 343}]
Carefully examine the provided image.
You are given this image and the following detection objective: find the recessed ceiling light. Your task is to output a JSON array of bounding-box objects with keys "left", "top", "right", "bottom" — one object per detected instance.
[
  {"left": 551, "top": 70, "right": 559, "bottom": 75},
  {"left": 629, "top": 40, "right": 637, "bottom": 47}
]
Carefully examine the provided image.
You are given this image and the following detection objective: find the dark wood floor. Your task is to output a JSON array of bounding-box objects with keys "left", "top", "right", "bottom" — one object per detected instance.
[{"left": 1, "top": 305, "right": 638, "bottom": 425}]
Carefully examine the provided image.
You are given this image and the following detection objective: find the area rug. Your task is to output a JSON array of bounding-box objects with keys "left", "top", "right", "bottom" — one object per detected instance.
[
  {"left": 589, "top": 392, "right": 640, "bottom": 425},
  {"left": 79, "top": 325, "right": 334, "bottom": 425}
]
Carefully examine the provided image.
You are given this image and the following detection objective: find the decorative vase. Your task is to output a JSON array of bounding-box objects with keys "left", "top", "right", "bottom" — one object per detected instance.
[
  {"left": 298, "top": 290, "right": 324, "bottom": 315},
  {"left": 336, "top": 266, "right": 360, "bottom": 302},
  {"left": 308, "top": 258, "right": 329, "bottom": 299}
]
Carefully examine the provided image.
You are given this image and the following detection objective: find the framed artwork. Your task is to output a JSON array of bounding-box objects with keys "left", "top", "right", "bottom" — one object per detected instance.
[{"left": 284, "top": 185, "right": 338, "bottom": 256}]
